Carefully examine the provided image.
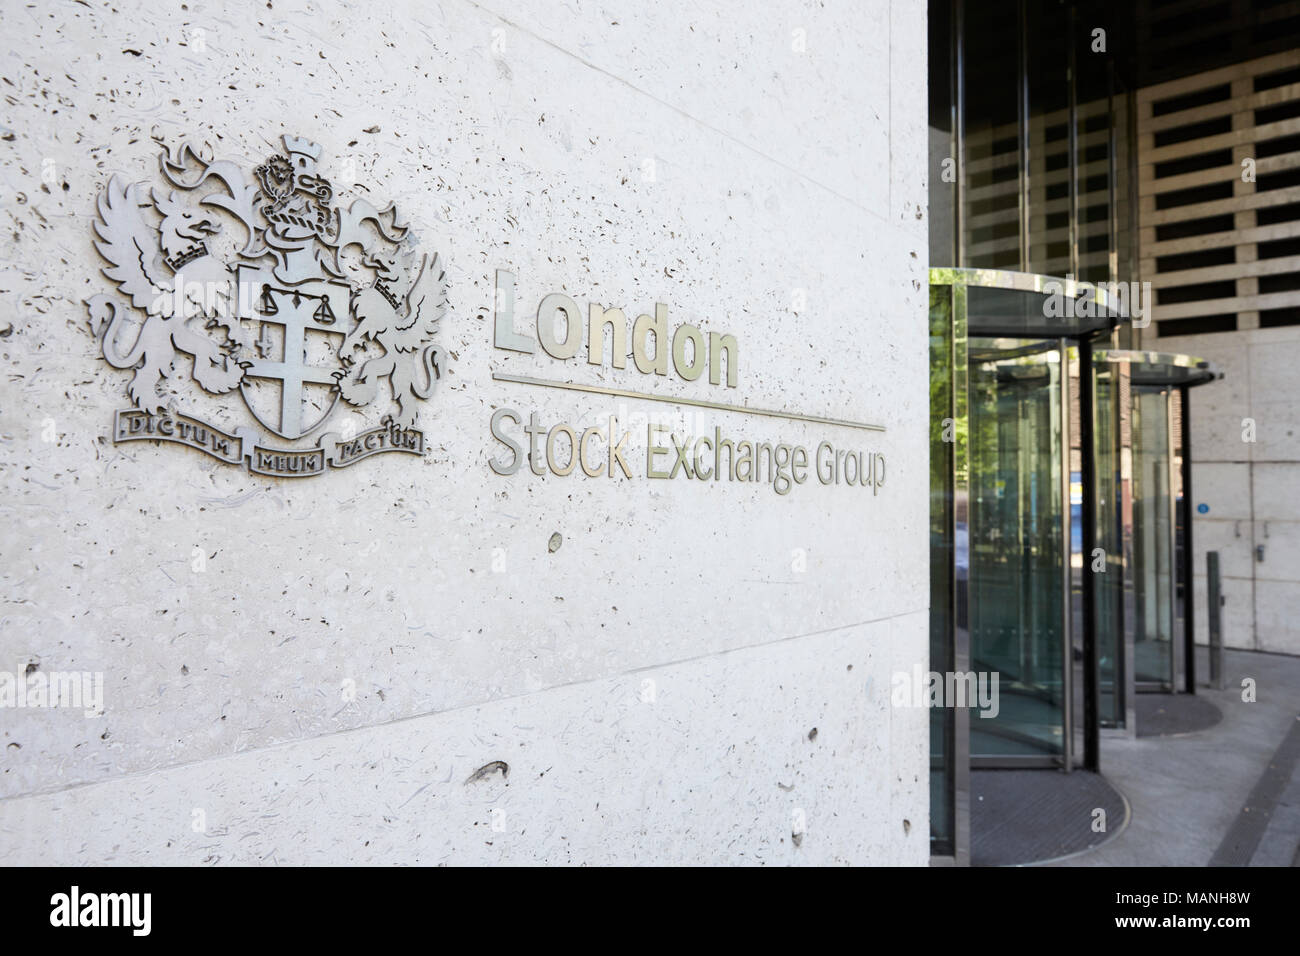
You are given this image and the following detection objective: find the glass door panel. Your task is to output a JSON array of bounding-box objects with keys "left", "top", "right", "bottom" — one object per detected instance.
[
  {"left": 968, "top": 338, "right": 1068, "bottom": 760},
  {"left": 1132, "top": 385, "right": 1176, "bottom": 690}
]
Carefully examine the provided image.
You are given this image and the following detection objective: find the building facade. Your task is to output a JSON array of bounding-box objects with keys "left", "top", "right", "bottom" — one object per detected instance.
[
  {"left": 0, "top": 1, "right": 931, "bottom": 864},
  {"left": 927, "top": 0, "right": 1300, "bottom": 864}
]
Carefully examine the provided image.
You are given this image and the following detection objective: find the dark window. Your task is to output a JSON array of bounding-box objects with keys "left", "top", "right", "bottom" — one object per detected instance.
[
  {"left": 1259, "top": 273, "right": 1300, "bottom": 294},
  {"left": 1156, "top": 214, "right": 1234, "bottom": 241},
  {"left": 1255, "top": 100, "right": 1300, "bottom": 126},
  {"left": 1156, "top": 248, "right": 1236, "bottom": 272},
  {"left": 1153, "top": 83, "right": 1232, "bottom": 116},
  {"left": 1157, "top": 280, "right": 1237, "bottom": 305},
  {"left": 1258, "top": 237, "right": 1300, "bottom": 259},
  {"left": 1155, "top": 181, "right": 1233, "bottom": 210},
  {"left": 1258, "top": 168, "right": 1300, "bottom": 192},
  {"left": 1157, "top": 314, "right": 1238, "bottom": 335},
  {"left": 1154, "top": 116, "right": 1232, "bottom": 148},
  {"left": 1260, "top": 307, "right": 1300, "bottom": 327},
  {"left": 1254, "top": 66, "right": 1300, "bottom": 92},
  {"left": 1257, "top": 201, "right": 1300, "bottom": 225},
  {"left": 1155, "top": 149, "right": 1232, "bottom": 178}
]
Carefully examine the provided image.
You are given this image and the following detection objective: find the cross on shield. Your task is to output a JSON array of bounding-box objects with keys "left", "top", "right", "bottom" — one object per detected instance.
[{"left": 235, "top": 264, "right": 350, "bottom": 439}]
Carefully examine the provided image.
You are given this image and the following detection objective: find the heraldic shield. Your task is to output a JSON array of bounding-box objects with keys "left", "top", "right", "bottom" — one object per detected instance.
[
  {"left": 85, "top": 134, "right": 446, "bottom": 478},
  {"left": 235, "top": 265, "right": 350, "bottom": 440}
]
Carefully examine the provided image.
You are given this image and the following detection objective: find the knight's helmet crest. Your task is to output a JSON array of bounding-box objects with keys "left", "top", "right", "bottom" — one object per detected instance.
[{"left": 255, "top": 135, "right": 334, "bottom": 242}]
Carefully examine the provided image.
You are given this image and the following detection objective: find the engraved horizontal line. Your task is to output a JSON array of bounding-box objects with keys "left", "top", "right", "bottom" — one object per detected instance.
[{"left": 491, "top": 373, "right": 887, "bottom": 433}]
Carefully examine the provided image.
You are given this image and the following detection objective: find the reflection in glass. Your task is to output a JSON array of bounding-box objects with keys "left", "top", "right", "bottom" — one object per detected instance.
[
  {"left": 1026, "top": 0, "right": 1071, "bottom": 277},
  {"left": 1074, "top": 3, "right": 1115, "bottom": 286},
  {"left": 929, "top": 286, "right": 955, "bottom": 852},
  {"left": 962, "top": 3, "right": 1020, "bottom": 269},
  {"left": 928, "top": 0, "right": 955, "bottom": 268}
]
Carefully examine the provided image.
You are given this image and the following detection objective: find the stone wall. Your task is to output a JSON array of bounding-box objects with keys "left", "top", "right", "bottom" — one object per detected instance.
[{"left": 0, "top": 0, "right": 930, "bottom": 864}]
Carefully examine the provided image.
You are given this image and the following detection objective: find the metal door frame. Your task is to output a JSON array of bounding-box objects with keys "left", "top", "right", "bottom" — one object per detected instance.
[
  {"left": 1089, "top": 351, "right": 1137, "bottom": 738},
  {"left": 965, "top": 337, "right": 1072, "bottom": 772}
]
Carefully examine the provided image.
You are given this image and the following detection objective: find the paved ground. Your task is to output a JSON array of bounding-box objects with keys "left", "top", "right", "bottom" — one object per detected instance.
[{"left": 1057, "top": 648, "right": 1300, "bottom": 867}]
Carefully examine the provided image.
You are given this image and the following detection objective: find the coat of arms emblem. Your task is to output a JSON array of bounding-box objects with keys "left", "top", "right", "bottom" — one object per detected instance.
[{"left": 85, "top": 135, "right": 445, "bottom": 477}]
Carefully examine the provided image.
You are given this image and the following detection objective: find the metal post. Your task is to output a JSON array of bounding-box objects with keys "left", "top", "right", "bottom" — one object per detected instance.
[
  {"left": 1118, "top": 359, "right": 1136, "bottom": 732},
  {"left": 1060, "top": 340, "right": 1073, "bottom": 772},
  {"left": 1166, "top": 390, "right": 1180, "bottom": 693},
  {"left": 1181, "top": 385, "right": 1196, "bottom": 693},
  {"left": 1080, "top": 338, "right": 1100, "bottom": 771},
  {"left": 954, "top": 0, "right": 966, "bottom": 268},
  {"left": 1207, "top": 551, "right": 1224, "bottom": 691}
]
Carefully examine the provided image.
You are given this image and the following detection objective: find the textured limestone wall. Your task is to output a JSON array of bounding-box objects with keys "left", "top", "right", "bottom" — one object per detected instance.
[
  {"left": 1159, "top": 327, "right": 1300, "bottom": 657},
  {"left": 0, "top": 0, "right": 929, "bottom": 864}
]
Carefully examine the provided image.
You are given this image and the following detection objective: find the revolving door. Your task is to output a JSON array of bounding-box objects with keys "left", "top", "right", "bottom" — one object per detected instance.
[
  {"left": 929, "top": 268, "right": 1120, "bottom": 861},
  {"left": 1092, "top": 350, "right": 1221, "bottom": 700}
]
